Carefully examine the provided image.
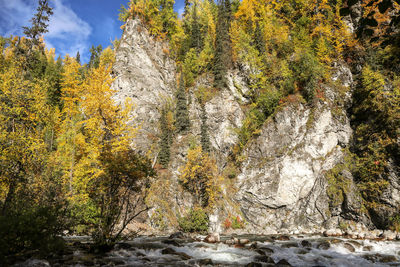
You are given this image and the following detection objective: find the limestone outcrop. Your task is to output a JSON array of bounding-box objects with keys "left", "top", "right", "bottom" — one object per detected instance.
[{"left": 112, "top": 19, "right": 398, "bottom": 233}]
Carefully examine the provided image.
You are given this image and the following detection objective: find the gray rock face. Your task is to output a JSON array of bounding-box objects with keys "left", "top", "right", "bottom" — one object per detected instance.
[
  {"left": 236, "top": 92, "right": 353, "bottom": 232},
  {"left": 112, "top": 19, "right": 176, "bottom": 152},
  {"left": 188, "top": 75, "right": 245, "bottom": 167},
  {"left": 112, "top": 18, "right": 398, "bottom": 233}
]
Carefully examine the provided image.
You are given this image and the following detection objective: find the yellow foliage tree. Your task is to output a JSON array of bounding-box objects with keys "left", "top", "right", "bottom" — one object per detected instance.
[
  {"left": 0, "top": 42, "right": 53, "bottom": 214},
  {"left": 179, "top": 146, "right": 221, "bottom": 209}
]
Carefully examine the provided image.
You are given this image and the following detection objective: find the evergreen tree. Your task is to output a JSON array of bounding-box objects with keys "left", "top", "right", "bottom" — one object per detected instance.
[
  {"left": 213, "top": 0, "right": 232, "bottom": 89},
  {"left": 190, "top": 3, "right": 203, "bottom": 52},
  {"left": 254, "top": 21, "right": 266, "bottom": 55},
  {"left": 159, "top": 0, "right": 176, "bottom": 37},
  {"left": 45, "top": 54, "right": 63, "bottom": 107},
  {"left": 23, "top": 0, "right": 53, "bottom": 47},
  {"left": 176, "top": 74, "right": 191, "bottom": 133},
  {"left": 158, "top": 109, "right": 171, "bottom": 168},
  {"left": 184, "top": 0, "right": 190, "bottom": 16},
  {"left": 88, "top": 45, "right": 103, "bottom": 69},
  {"left": 75, "top": 51, "right": 81, "bottom": 64},
  {"left": 200, "top": 105, "right": 211, "bottom": 153}
]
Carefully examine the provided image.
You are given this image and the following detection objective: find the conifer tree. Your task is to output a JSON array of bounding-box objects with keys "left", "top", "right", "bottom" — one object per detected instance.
[
  {"left": 200, "top": 105, "right": 211, "bottom": 153},
  {"left": 191, "top": 3, "right": 203, "bottom": 52},
  {"left": 88, "top": 45, "right": 103, "bottom": 69},
  {"left": 176, "top": 74, "right": 190, "bottom": 133},
  {"left": 254, "top": 21, "right": 266, "bottom": 55},
  {"left": 23, "top": 0, "right": 53, "bottom": 47},
  {"left": 184, "top": 0, "right": 190, "bottom": 16},
  {"left": 75, "top": 51, "right": 81, "bottom": 64},
  {"left": 213, "top": 0, "right": 232, "bottom": 89},
  {"left": 159, "top": 0, "right": 176, "bottom": 36},
  {"left": 158, "top": 109, "right": 171, "bottom": 168}
]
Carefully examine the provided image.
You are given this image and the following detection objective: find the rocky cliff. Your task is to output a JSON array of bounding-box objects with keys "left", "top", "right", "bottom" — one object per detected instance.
[{"left": 112, "top": 19, "right": 398, "bottom": 234}]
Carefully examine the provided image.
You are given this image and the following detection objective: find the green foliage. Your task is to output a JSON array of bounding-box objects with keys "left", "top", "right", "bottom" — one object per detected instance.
[
  {"left": 179, "top": 146, "right": 221, "bottom": 208},
  {"left": 213, "top": 0, "right": 232, "bottom": 89},
  {"left": 0, "top": 206, "right": 66, "bottom": 263},
  {"left": 159, "top": 108, "right": 172, "bottom": 168},
  {"left": 231, "top": 215, "right": 245, "bottom": 229},
  {"left": 88, "top": 45, "right": 103, "bottom": 69},
  {"left": 326, "top": 154, "right": 354, "bottom": 208},
  {"left": 200, "top": 105, "right": 211, "bottom": 153},
  {"left": 22, "top": 0, "right": 53, "bottom": 47},
  {"left": 190, "top": 3, "right": 203, "bottom": 52},
  {"left": 127, "top": 0, "right": 178, "bottom": 38},
  {"left": 182, "top": 48, "right": 200, "bottom": 87},
  {"left": 236, "top": 89, "right": 281, "bottom": 153},
  {"left": 90, "top": 148, "right": 155, "bottom": 248},
  {"left": 178, "top": 207, "right": 209, "bottom": 233},
  {"left": 118, "top": 4, "right": 130, "bottom": 22},
  {"left": 389, "top": 215, "right": 400, "bottom": 232},
  {"left": 150, "top": 208, "right": 168, "bottom": 230},
  {"left": 289, "top": 51, "right": 324, "bottom": 102},
  {"left": 175, "top": 75, "right": 191, "bottom": 133},
  {"left": 351, "top": 66, "right": 399, "bottom": 209}
]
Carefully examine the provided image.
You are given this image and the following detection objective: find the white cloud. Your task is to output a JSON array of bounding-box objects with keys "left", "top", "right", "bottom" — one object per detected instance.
[
  {"left": 0, "top": 0, "right": 92, "bottom": 61},
  {"left": 0, "top": 0, "right": 33, "bottom": 36},
  {"left": 45, "top": 0, "right": 92, "bottom": 60}
]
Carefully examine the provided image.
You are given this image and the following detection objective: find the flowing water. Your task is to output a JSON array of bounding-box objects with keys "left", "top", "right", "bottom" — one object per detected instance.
[{"left": 15, "top": 235, "right": 400, "bottom": 266}]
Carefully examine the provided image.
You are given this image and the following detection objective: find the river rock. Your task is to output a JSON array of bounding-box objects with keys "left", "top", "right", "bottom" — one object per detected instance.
[
  {"left": 323, "top": 229, "right": 338, "bottom": 237},
  {"left": 317, "top": 241, "right": 331, "bottom": 250},
  {"left": 246, "top": 263, "right": 263, "bottom": 267},
  {"left": 254, "top": 255, "right": 274, "bottom": 263},
  {"left": 162, "top": 239, "right": 181, "bottom": 246},
  {"left": 281, "top": 242, "right": 299, "bottom": 248},
  {"left": 199, "top": 258, "right": 213, "bottom": 265},
  {"left": 363, "top": 254, "right": 398, "bottom": 263},
  {"left": 161, "top": 247, "right": 177, "bottom": 255},
  {"left": 301, "top": 240, "right": 312, "bottom": 247},
  {"left": 277, "top": 235, "right": 290, "bottom": 241},
  {"left": 343, "top": 242, "right": 355, "bottom": 252},
  {"left": 169, "top": 232, "right": 185, "bottom": 239},
  {"left": 347, "top": 240, "right": 361, "bottom": 248},
  {"left": 382, "top": 230, "right": 397, "bottom": 240},
  {"left": 363, "top": 245, "right": 373, "bottom": 252},
  {"left": 204, "top": 233, "right": 220, "bottom": 243},
  {"left": 16, "top": 259, "right": 51, "bottom": 267},
  {"left": 276, "top": 259, "right": 292, "bottom": 266},
  {"left": 239, "top": 238, "right": 250, "bottom": 245},
  {"left": 364, "top": 231, "right": 377, "bottom": 239}
]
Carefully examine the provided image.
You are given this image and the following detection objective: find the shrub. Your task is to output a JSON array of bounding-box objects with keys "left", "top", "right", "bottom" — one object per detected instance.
[
  {"left": 0, "top": 206, "right": 66, "bottom": 263},
  {"left": 223, "top": 218, "right": 232, "bottom": 229},
  {"left": 178, "top": 208, "right": 209, "bottom": 233},
  {"left": 231, "top": 216, "right": 245, "bottom": 229},
  {"left": 389, "top": 215, "right": 400, "bottom": 232}
]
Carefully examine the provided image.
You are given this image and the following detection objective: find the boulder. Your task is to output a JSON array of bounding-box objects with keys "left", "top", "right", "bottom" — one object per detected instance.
[{"left": 204, "top": 233, "right": 220, "bottom": 243}]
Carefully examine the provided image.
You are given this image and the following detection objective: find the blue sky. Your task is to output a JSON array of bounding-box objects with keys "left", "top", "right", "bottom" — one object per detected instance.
[{"left": 0, "top": 0, "right": 186, "bottom": 63}]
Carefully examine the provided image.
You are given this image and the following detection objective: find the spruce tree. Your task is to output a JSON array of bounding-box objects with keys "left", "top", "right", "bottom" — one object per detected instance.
[
  {"left": 254, "top": 21, "right": 266, "bottom": 55},
  {"left": 23, "top": 0, "right": 53, "bottom": 47},
  {"left": 190, "top": 3, "right": 203, "bottom": 52},
  {"left": 184, "top": 0, "right": 190, "bottom": 16},
  {"left": 176, "top": 74, "right": 190, "bottom": 133},
  {"left": 200, "top": 105, "right": 211, "bottom": 153},
  {"left": 88, "top": 45, "right": 102, "bottom": 69},
  {"left": 75, "top": 51, "right": 81, "bottom": 64},
  {"left": 158, "top": 109, "right": 171, "bottom": 168},
  {"left": 213, "top": 0, "right": 232, "bottom": 90}
]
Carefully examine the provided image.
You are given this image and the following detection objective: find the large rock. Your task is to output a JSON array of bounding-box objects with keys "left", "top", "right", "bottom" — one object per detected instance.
[
  {"left": 236, "top": 85, "right": 354, "bottom": 231},
  {"left": 112, "top": 19, "right": 176, "bottom": 153}
]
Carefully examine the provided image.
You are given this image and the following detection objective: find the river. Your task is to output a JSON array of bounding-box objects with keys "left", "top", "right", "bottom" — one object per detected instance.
[{"left": 14, "top": 234, "right": 400, "bottom": 266}]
